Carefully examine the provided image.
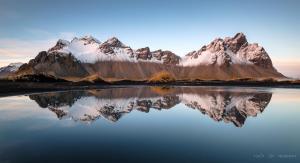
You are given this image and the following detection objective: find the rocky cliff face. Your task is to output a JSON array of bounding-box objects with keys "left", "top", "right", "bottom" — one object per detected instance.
[
  {"left": 13, "top": 33, "right": 285, "bottom": 81},
  {"left": 16, "top": 51, "right": 88, "bottom": 79}
]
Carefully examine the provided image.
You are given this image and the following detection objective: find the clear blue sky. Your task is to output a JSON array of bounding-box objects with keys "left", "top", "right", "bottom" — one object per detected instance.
[{"left": 0, "top": 0, "right": 299, "bottom": 77}]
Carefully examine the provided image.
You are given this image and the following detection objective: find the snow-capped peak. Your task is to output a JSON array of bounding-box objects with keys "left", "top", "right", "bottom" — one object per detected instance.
[
  {"left": 48, "top": 39, "right": 70, "bottom": 52},
  {"left": 47, "top": 35, "right": 180, "bottom": 64},
  {"left": 8, "top": 62, "right": 23, "bottom": 67},
  {"left": 180, "top": 33, "right": 273, "bottom": 68},
  {"left": 0, "top": 62, "right": 24, "bottom": 73},
  {"left": 79, "top": 35, "right": 101, "bottom": 44},
  {"left": 103, "top": 37, "right": 127, "bottom": 48},
  {"left": 57, "top": 39, "right": 70, "bottom": 45}
]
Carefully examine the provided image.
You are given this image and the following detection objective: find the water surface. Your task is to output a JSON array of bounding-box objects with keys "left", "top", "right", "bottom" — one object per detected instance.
[{"left": 0, "top": 86, "right": 299, "bottom": 163}]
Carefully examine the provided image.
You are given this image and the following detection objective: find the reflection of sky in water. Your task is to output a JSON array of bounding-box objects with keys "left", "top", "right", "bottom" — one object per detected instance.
[{"left": 0, "top": 87, "right": 299, "bottom": 163}]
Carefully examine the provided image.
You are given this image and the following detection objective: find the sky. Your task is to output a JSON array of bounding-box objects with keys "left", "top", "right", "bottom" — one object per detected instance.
[{"left": 0, "top": 0, "right": 300, "bottom": 78}]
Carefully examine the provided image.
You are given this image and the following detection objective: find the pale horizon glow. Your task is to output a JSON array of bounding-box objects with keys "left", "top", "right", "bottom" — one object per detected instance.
[{"left": 0, "top": 0, "right": 299, "bottom": 78}]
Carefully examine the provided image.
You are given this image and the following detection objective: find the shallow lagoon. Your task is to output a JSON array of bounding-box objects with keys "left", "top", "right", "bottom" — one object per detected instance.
[{"left": 0, "top": 86, "right": 299, "bottom": 163}]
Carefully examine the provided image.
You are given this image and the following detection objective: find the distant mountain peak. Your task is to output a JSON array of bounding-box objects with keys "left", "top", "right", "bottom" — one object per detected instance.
[
  {"left": 48, "top": 39, "right": 70, "bottom": 52},
  {"left": 224, "top": 32, "right": 248, "bottom": 53},
  {"left": 8, "top": 62, "right": 23, "bottom": 67},
  {"left": 79, "top": 35, "right": 101, "bottom": 44},
  {"left": 0, "top": 62, "right": 24, "bottom": 78},
  {"left": 103, "top": 37, "right": 126, "bottom": 48},
  {"left": 57, "top": 39, "right": 70, "bottom": 45},
  {"left": 232, "top": 32, "right": 246, "bottom": 40}
]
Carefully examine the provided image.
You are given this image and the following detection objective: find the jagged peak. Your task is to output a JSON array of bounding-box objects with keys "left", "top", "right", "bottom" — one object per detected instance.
[
  {"left": 136, "top": 46, "right": 150, "bottom": 51},
  {"left": 103, "top": 37, "right": 126, "bottom": 47},
  {"left": 71, "top": 37, "right": 79, "bottom": 42},
  {"left": 48, "top": 39, "right": 70, "bottom": 52},
  {"left": 57, "top": 39, "right": 70, "bottom": 45},
  {"left": 224, "top": 32, "right": 248, "bottom": 53},
  {"left": 187, "top": 33, "right": 249, "bottom": 56},
  {"left": 206, "top": 38, "right": 226, "bottom": 53},
  {"left": 79, "top": 35, "right": 101, "bottom": 44},
  {"left": 230, "top": 32, "right": 246, "bottom": 40},
  {"left": 70, "top": 36, "right": 101, "bottom": 45},
  {"left": 232, "top": 32, "right": 247, "bottom": 44},
  {"left": 234, "top": 32, "right": 246, "bottom": 39}
]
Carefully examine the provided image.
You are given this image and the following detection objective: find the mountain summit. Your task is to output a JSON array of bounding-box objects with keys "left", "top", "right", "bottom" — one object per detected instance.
[{"left": 13, "top": 33, "right": 284, "bottom": 82}]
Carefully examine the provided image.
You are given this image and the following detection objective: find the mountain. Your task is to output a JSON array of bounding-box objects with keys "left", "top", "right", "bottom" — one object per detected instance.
[
  {"left": 29, "top": 87, "right": 271, "bottom": 127},
  {"left": 0, "top": 62, "right": 23, "bottom": 78},
  {"left": 181, "top": 33, "right": 272, "bottom": 67},
  {"left": 14, "top": 33, "right": 284, "bottom": 82},
  {"left": 179, "top": 33, "right": 284, "bottom": 80},
  {"left": 15, "top": 36, "right": 180, "bottom": 81}
]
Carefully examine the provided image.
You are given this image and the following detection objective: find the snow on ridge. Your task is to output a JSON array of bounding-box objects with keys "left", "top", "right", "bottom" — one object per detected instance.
[
  {"left": 179, "top": 33, "right": 269, "bottom": 67},
  {"left": 180, "top": 48, "right": 252, "bottom": 67},
  {"left": 80, "top": 35, "right": 101, "bottom": 44},
  {"left": 0, "top": 62, "right": 24, "bottom": 72},
  {"left": 8, "top": 62, "right": 23, "bottom": 68},
  {"left": 48, "top": 33, "right": 267, "bottom": 66},
  {"left": 50, "top": 36, "right": 166, "bottom": 64},
  {"left": 57, "top": 37, "right": 101, "bottom": 63},
  {"left": 57, "top": 39, "right": 70, "bottom": 45}
]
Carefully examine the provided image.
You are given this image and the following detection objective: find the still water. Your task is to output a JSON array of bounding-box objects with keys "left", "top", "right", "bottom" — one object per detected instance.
[{"left": 0, "top": 86, "right": 299, "bottom": 163}]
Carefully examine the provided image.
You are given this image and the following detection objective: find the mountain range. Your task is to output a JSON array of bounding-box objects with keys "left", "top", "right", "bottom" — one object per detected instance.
[{"left": 1, "top": 33, "right": 285, "bottom": 82}]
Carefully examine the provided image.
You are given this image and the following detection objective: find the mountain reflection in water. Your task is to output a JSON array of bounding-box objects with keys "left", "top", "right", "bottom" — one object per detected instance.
[{"left": 29, "top": 86, "right": 272, "bottom": 127}]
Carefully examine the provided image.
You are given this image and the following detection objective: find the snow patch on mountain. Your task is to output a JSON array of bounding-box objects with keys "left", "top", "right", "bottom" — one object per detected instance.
[
  {"left": 48, "top": 36, "right": 177, "bottom": 64},
  {"left": 0, "top": 62, "right": 23, "bottom": 72},
  {"left": 180, "top": 49, "right": 252, "bottom": 66}
]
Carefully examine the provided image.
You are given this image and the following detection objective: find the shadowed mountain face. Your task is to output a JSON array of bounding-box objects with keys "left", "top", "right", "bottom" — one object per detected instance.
[{"left": 29, "top": 87, "right": 272, "bottom": 127}]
